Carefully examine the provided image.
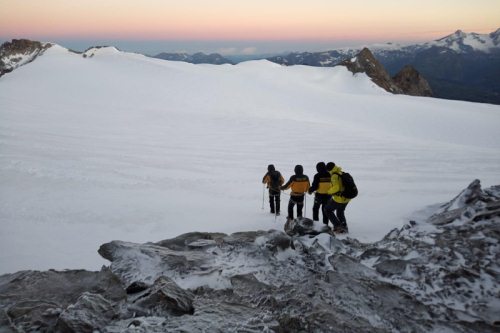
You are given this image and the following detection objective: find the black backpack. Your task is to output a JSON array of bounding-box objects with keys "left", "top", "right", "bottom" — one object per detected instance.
[
  {"left": 335, "top": 172, "right": 358, "bottom": 199},
  {"left": 269, "top": 171, "right": 281, "bottom": 190}
]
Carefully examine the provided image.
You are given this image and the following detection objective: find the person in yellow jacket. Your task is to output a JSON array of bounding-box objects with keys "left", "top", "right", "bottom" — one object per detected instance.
[
  {"left": 281, "top": 165, "right": 310, "bottom": 220},
  {"left": 324, "top": 162, "right": 350, "bottom": 233}
]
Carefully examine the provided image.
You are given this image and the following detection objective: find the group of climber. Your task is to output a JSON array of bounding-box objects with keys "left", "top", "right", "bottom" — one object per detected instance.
[{"left": 262, "top": 162, "right": 356, "bottom": 234}]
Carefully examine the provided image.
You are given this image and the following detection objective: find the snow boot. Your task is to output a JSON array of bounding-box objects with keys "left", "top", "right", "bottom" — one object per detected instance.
[{"left": 334, "top": 224, "right": 348, "bottom": 234}]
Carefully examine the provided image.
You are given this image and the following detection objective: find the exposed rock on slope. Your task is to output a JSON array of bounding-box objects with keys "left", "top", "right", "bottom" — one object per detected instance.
[
  {"left": 0, "top": 181, "right": 499, "bottom": 332},
  {"left": 392, "top": 65, "right": 433, "bottom": 96},
  {"left": 341, "top": 48, "right": 403, "bottom": 94},
  {"left": 342, "top": 48, "right": 434, "bottom": 97},
  {"left": 0, "top": 39, "right": 52, "bottom": 77}
]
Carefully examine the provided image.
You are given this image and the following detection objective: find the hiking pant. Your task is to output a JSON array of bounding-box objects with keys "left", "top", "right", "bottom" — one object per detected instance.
[
  {"left": 269, "top": 189, "right": 280, "bottom": 214},
  {"left": 288, "top": 194, "right": 305, "bottom": 219},
  {"left": 324, "top": 198, "right": 348, "bottom": 228},
  {"left": 313, "top": 194, "right": 330, "bottom": 224}
]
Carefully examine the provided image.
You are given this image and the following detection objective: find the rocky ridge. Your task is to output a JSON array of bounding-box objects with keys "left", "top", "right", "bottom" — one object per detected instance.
[
  {"left": 0, "top": 180, "right": 498, "bottom": 332},
  {"left": 341, "top": 48, "right": 404, "bottom": 94},
  {"left": 341, "top": 48, "right": 433, "bottom": 96},
  {"left": 392, "top": 65, "right": 433, "bottom": 96},
  {"left": 0, "top": 39, "right": 52, "bottom": 77}
]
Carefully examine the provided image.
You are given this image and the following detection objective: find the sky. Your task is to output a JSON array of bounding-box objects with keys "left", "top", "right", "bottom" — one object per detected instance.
[{"left": 1, "top": 0, "right": 499, "bottom": 55}]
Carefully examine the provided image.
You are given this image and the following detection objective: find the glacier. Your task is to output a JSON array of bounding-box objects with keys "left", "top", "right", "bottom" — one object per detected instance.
[{"left": 0, "top": 45, "right": 500, "bottom": 274}]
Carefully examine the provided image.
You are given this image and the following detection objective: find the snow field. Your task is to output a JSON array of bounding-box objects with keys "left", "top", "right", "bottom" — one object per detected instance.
[{"left": 1, "top": 46, "right": 500, "bottom": 274}]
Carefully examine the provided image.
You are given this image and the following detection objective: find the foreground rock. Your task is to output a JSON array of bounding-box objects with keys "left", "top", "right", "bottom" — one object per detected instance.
[
  {"left": 0, "top": 268, "right": 125, "bottom": 332},
  {"left": 284, "top": 216, "right": 332, "bottom": 236},
  {"left": 0, "top": 180, "right": 499, "bottom": 332}
]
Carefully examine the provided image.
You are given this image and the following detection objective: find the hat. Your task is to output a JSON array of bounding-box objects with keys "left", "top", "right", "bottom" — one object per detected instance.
[{"left": 316, "top": 162, "right": 326, "bottom": 172}]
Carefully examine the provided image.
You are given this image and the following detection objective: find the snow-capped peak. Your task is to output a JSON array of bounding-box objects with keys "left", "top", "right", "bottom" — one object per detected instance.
[
  {"left": 321, "top": 28, "right": 500, "bottom": 57},
  {"left": 428, "top": 28, "right": 499, "bottom": 53},
  {"left": 490, "top": 28, "right": 500, "bottom": 36},
  {"left": 437, "top": 29, "right": 467, "bottom": 42},
  {"left": 452, "top": 29, "right": 466, "bottom": 38},
  {"left": 490, "top": 28, "right": 500, "bottom": 45}
]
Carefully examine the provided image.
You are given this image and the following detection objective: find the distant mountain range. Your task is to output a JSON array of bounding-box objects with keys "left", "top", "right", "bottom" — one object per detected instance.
[
  {"left": 2, "top": 29, "right": 499, "bottom": 104},
  {"left": 151, "top": 29, "right": 500, "bottom": 104},
  {"left": 267, "top": 29, "right": 500, "bottom": 104},
  {"left": 0, "top": 40, "right": 432, "bottom": 98},
  {"left": 153, "top": 52, "right": 233, "bottom": 65}
]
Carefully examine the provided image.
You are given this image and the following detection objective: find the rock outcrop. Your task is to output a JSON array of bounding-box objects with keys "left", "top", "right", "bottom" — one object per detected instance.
[
  {"left": 392, "top": 65, "right": 433, "bottom": 96},
  {"left": 0, "top": 181, "right": 499, "bottom": 332},
  {"left": 284, "top": 216, "right": 332, "bottom": 236},
  {"left": 0, "top": 268, "right": 125, "bottom": 332},
  {"left": 341, "top": 47, "right": 404, "bottom": 94},
  {"left": 55, "top": 292, "right": 120, "bottom": 333},
  {"left": 341, "top": 48, "right": 435, "bottom": 97},
  {"left": 0, "top": 39, "right": 52, "bottom": 77}
]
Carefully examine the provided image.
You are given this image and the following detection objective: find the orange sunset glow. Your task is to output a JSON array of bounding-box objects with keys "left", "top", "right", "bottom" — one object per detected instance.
[{"left": 2, "top": 0, "right": 499, "bottom": 41}]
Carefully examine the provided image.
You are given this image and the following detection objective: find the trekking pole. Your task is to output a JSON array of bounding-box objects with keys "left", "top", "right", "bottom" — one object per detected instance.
[
  {"left": 304, "top": 194, "right": 307, "bottom": 218},
  {"left": 261, "top": 184, "right": 265, "bottom": 210}
]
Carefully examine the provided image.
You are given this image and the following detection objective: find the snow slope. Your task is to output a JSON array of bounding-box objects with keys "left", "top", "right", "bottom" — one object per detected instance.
[{"left": 1, "top": 45, "right": 499, "bottom": 274}]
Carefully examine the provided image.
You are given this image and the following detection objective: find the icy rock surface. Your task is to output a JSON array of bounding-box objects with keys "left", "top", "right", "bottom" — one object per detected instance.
[
  {"left": 0, "top": 268, "right": 125, "bottom": 332},
  {"left": 55, "top": 292, "right": 119, "bottom": 333},
  {"left": 356, "top": 179, "right": 500, "bottom": 327},
  {"left": 0, "top": 180, "right": 499, "bottom": 332},
  {"left": 284, "top": 216, "right": 333, "bottom": 236}
]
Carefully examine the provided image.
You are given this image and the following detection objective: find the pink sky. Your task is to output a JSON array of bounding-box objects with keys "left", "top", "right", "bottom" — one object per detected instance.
[
  {"left": 1, "top": 0, "right": 499, "bottom": 41},
  {"left": 1, "top": 0, "right": 499, "bottom": 55}
]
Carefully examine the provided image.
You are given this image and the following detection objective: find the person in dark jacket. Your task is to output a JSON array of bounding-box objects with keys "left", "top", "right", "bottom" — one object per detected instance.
[
  {"left": 308, "top": 162, "right": 331, "bottom": 225},
  {"left": 262, "top": 164, "right": 285, "bottom": 215},
  {"left": 281, "top": 165, "right": 310, "bottom": 220}
]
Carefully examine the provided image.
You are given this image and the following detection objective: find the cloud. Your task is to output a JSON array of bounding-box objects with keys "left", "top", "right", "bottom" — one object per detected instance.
[
  {"left": 217, "top": 47, "right": 238, "bottom": 55},
  {"left": 241, "top": 47, "right": 257, "bottom": 55},
  {"left": 216, "top": 46, "right": 258, "bottom": 55}
]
